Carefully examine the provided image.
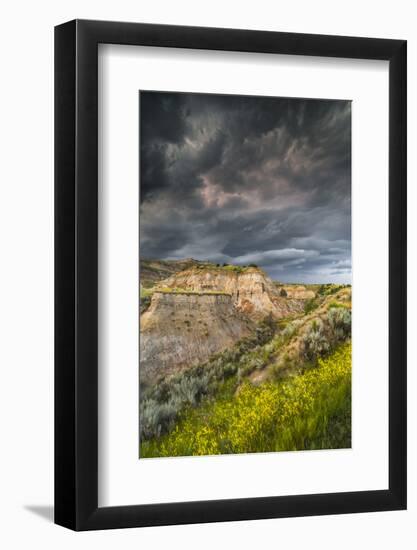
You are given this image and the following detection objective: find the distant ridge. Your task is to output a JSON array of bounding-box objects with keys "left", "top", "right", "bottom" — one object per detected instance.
[{"left": 140, "top": 258, "right": 206, "bottom": 287}]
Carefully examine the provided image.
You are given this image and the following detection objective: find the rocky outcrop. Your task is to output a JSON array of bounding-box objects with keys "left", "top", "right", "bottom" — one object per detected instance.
[
  {"left": 158, "top": 267, "right": 305, "bottom": 320},
  {"left": 139, "top": 265, "right": 318, "bottom": 385},
  {"left": 140, "top": 291, "right": 254, "bottom": 385},
  {"left": 140, "top": 258, "right": 206, "bottom": 287},
  {"left": 282, "top": 285, "right": 315, "bottom": 300}
]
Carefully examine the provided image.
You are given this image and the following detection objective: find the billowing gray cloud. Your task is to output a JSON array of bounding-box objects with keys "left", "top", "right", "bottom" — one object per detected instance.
[{"left": 140, "top": 91, "right": 351, "bottom": 283}]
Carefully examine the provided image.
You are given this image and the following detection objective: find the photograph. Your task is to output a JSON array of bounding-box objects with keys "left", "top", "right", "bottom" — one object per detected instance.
[
  {"left": 0, "top": 1, "right": 410, "bottom": 543},
  {"left": 139, "top": 91, "right": 352, "bottom": 458}
]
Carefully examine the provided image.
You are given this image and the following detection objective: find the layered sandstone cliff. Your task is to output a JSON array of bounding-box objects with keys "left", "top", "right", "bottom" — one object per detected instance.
[
  {"left": 140, "top": 265, "right": 317, "bottom": 385},
  {"left": 158, "top": 266, "right": 305, "bottom": 320},
  {"left": 140, "top": 290, "right": 254, "bottom": 385}
]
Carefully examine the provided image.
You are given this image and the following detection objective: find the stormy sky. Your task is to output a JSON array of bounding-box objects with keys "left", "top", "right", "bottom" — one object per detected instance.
[{"left": 139, "top": 91, "right": 351, "bottom": 283}]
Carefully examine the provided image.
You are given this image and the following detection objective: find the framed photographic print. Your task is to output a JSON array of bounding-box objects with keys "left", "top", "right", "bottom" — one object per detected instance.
[{"left": 55, "top": 20, "right": 407, "bottom": 530}]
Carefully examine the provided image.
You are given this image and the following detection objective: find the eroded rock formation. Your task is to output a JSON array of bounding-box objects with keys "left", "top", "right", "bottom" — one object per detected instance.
[
  {"left": 140, "top": 291, "right": 254, "bottom": 385},
  {"left": 140, "top": 265, "right": 315, "bottom": 385},
  {"left": 158, "top": 266, "right": 305, "bottom": 319}
]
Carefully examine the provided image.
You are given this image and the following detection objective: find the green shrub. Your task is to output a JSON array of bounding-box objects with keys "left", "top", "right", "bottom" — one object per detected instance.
[
  {"left": 223, "top": 363, "right": 238, "bottom": 377},
  {"left": 140, "top": 295, "right": 152, "bottom": 313},
  {"left": 281, "top": 320, "right": 299, "bottom": 340},
  {"left": 304, "top": 297, "right": 319, "bottom": 314},
  {"left": 280, "top": 288, "right": 288, "bottom": 297},
  {"left": 140, "top": 399, "right": 179, "bottom": 439},
  {"left": 302, "top": 319, "right": 330, "bottom": 360},
  {"left": 328, "top": 301, "right": 346, "bottom": 309},
  {"left": 317, "top": 284, "right": 345, "bottom": 296},
  {"left": 140, "top": 369, "right": 213, "bottom": 439},
  {"left": 327, "top": 307, "right": 351, "bottom": 341}
]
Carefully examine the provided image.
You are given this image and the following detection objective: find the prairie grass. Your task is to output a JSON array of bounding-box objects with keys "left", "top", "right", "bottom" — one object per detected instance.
[
  {"left": 140, "top": 287, "right": 154, "bottom": 298},
  {"left": 140, "top": 342, "right": 351, "bottom": 457},
  {"left": 139, "top": 316, "right": 277, "bottom": 440},
  {"left": 304, "top": 297, "right": 320, "bottom": 314}
]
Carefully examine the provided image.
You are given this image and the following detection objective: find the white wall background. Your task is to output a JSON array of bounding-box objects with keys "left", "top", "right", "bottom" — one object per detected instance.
[{"left": 0, "top": 0, "right": 415, "bottom": 548}]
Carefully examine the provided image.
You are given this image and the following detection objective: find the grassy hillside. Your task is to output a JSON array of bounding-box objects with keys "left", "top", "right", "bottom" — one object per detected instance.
[
  {"left": 141, "top": 342, "right": 351, "bottom": 457},
  {"left": 139, "top": 282, "right": 352, "bottom": 457}
]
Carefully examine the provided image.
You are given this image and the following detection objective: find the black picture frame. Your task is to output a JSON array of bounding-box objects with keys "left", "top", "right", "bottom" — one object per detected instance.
[{"left": 55, "top": 19, "right": 407, "bottom": 531}]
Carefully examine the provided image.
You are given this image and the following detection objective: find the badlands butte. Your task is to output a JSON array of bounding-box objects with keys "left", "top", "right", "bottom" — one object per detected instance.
[{"left": 139, "top": 259, "right": 347, "bottom": 387}]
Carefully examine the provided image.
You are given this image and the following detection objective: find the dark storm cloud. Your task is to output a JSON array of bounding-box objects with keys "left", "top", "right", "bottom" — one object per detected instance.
[{"left": 140, "top": 91, "right": 351, "bottom": 283}]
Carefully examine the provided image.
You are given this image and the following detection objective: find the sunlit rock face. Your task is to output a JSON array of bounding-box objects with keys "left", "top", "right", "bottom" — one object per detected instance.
[
  {"left": 159, "top": 266, "right": 306, "bottom": 320},
  {"left": 139, "top": 266, "right": 315, "bottom": 385},
  {"left": 140, "top": 291, "right": 254, "bottom": 386}
]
